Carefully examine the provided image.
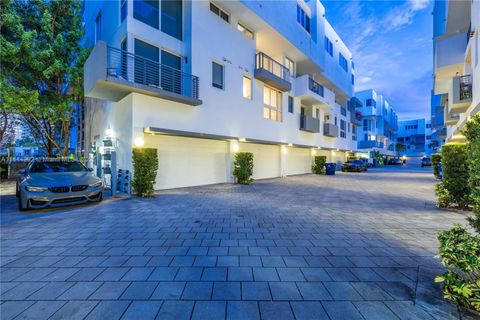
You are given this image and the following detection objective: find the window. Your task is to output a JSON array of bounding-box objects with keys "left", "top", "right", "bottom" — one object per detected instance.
[
  {"left": 237, "top": 23, "right": 253, "bottom": 39},
  {"left": 426, "top": 123, "right": 431, "bottom": 128},
  {"left": 161, "top": 50, "right": 182, "bottom": 94},
  {"left": 162, "top": 0, "right": 183, "bottom": 40},
  {"left": 352, "top": 61, "right": 355, "bottom": 69},
  {"left": 134, "top": 0, "right": 159, "bottom": 29},
  {"left": 242, "top": 76, "right": 252, "bottom": 99},
  {"left": 296, "top": 4, "right": 310, "bottom": 33},
  {"left": 95, "top": 11, "right": 102, "bottom": 43},
  {"left": 263, "top": 86, "right": 282, "bottom": 122},
  {"left": 351, "top": 75, "right": 355, "bottom": 85},
  {"left": 284, "top": 57, "right": 295, "bottom": 77},
  {"left": 134, "top": 39, "right": 160, "bottom": 86},
  {"left": 212, "top": 62, "right": 224, "bottom": 89},
  {"left": 334, "top": 116, "right": 337, "bottom": 126},
  {"left": 210, "top": 2, "right": 229, "bottom": 23},
  {"left": 324, "top": 37, "right": 333, "bottom": 56},
  {"left": 341, "top": 106, "right": 346, "bottom": 116},
  {"left": 363, "top": 119, "right": 368, "bottom": 130},
  {"left": 366, "top": 98, "right": 376, "bottom": 107},
  {"left": 339, "top": 53, "right": 348, "bottom": 72},
  {"left": 121, "top": 0, "right": 127, "bottom": 22},
  {"left": 288, "top": 96, "right": 294, "bottom": 113}
]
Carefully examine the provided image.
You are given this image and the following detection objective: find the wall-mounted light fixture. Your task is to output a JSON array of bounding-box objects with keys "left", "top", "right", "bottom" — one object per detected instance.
[{"left": 134, "top": 137, "right": 144, "bottom": 147}]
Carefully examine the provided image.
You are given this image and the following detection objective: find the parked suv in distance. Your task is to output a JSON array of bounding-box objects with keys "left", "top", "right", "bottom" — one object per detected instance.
[
  {"left": 342, "top": 160, "right": 367, "bottom": 172},
  {"left": 16, "top": 158, "right": 103, "bottom": 210},
  {"left": 421, "top": 157, "right": 432, "bottom": 167}
]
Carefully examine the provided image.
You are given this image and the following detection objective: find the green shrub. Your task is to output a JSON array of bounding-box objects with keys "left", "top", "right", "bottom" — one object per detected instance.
[
  {"left": 312, "top": 155, "right": 327, "bottom": 174},
  {"left": 435, "top": 183, "right": 452, "bottom": 208},
  {"left": 435, "top": 224, "right": 480, "bottom": 312},
  {"left": 431, "top": 153, "right": 442, "bottom": 178},
  {"left": 441, "top": 144, "right": 471, "bottom": 209},
  {"left": 132, "top": 148, "right": 159, "bottom": 197},
  {"left": 463, "top": 114, "right": 480, "bottom": 232},
  {"left": 233, "top": 152, "right": 254, "bottom": 184},
  {"left": 371, "top": 150, "right": 385, "bottom": 167},
  {"left": 347, "top": 156, "right": 358, "bottom": 162}
]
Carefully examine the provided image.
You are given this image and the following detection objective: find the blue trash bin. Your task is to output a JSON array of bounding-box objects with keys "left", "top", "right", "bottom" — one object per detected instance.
[{"left": 325, "top": 163, "right": 336, "bottom": 175}]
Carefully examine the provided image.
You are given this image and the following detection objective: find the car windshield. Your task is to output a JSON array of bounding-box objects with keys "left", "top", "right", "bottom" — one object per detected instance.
[{"left": 29, "top": 161, "right": 87, "bottom": 173}]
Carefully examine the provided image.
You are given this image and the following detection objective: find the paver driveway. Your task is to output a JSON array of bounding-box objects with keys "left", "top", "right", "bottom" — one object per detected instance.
[{"left": 0, "top": 168, "right": 476, "bottom": 320}]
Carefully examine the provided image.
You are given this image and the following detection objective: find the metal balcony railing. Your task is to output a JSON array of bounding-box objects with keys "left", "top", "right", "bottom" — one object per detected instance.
[
  {"left": 358, "top": 140, "right": 384, "bottom": 149},
  {"left": 300, "top": 115, "right": 320, "bottom": 133},
  {"left": 106, "top": 46, "right": 199, "bottom": 100},
  {"left": 460, "top": 74, "right": 472, "bottom": 101},
  {"left": 255, "top": 52, "right": 290, "bottom": 82},
  {"left": 308, "top": 78, "right": 324, "bottom": 97}
]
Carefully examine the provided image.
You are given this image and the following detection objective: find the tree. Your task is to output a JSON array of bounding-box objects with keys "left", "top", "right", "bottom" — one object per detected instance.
[
  {"left": 395, "top": 143, "right": 406, "bottom": 156},
  {"left": 0, "top": 0, "right": 89, "bottom": 156}
]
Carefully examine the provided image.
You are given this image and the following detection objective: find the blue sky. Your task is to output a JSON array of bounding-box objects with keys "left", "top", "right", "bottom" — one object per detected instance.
[{"left": 322, "top": 0, "right": 433, "bottom": 120}]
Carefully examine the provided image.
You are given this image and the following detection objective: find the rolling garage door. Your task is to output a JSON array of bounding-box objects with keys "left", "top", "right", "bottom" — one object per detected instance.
[
  {"left": 285, "top": 147, "right": 312, "bottom": 176},
  {"left": 144, "top": 135, "right": 228, "bottom": 190},
  {"left": 239, "top": 143, "right": 280, "bottom": 180}
]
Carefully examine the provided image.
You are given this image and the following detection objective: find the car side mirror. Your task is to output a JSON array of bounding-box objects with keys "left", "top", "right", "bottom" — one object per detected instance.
[
  {"left": 87, "top": 168, "right": 94, "bottom": 172},
  {"left": 18, "top": 169, "right": 25, "bottom": 174}
]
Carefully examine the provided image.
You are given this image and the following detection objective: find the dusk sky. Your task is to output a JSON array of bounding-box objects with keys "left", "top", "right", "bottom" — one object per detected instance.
[{"left": 323, "top": 0, "right": 433, "bottom": 120}]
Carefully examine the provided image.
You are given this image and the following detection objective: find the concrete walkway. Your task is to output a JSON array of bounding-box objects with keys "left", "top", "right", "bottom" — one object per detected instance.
[{"left": 0, "top": 169, "right": 475, "bottom": 319}]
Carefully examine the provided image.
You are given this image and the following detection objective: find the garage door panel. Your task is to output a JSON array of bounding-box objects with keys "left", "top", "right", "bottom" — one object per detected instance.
[
  {"left": 239, "top": 143, "right": 280, "bottom": 180},
  {"left": 145, "top": 135, "right": 228, "bottom": 190},
  {"left": 286, "top": 147, "right": 312, "bottom": 175}
]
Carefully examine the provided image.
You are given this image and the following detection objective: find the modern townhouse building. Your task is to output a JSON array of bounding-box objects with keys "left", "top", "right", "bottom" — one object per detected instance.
[
  {"left": 354, "top": 89, "right": 398, "bottom": 159},
  {"left": 397, "top": 118, "right": 434, "bottom": 158},
  {"left": 432, "top": 0, "right": 480, "bottom": 144},
  {"left": 81, "top": 0, "right": 359, "bottom": 190}
]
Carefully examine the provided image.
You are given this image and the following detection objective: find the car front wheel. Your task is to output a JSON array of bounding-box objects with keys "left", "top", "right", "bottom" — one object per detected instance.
[{"left": 18, "top": 194, "right": 27, "bottom": 211}]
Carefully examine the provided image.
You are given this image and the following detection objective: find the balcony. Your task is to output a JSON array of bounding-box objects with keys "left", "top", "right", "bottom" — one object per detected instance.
[
  {"left": 294, "top": 75, "right": 332, "bottom": 108},
  {"left": 254, "top": 52, "right": 291, "bottom": 92},
  {"left": 84, "top": 41, "right": 202, "bottom": 106},
  {"left": 358, "top": 141, "right": 384, "bottom": 149},
  {"left": 323, "top": 123, "right": 339, "bottom": 137},
  {"left": 447, "top": 75, "right": 472, "bottom": 115},
  {"left": 299, "top": 115, "right": 320, "bottom": 133}
]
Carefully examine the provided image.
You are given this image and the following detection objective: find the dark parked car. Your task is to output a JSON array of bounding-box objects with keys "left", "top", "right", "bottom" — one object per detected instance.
[
  {"left": 342, "top": 160, "right": 367, "bottom": 172},
  {"left": 388, "top": 158, "right": 403, "bottom": 165},
  {"left": 16, "top": 158, "right": 103, "bottom": 210},
  {"left": 421, "top": 157, "right": 432, "bottom": 167}
]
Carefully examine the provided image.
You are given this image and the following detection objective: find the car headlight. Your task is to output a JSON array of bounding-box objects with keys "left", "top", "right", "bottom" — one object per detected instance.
[
  {"left": 26, "top": 186, "right": 48, "bottom": 192},
  {"left": 89, "top": 181, "right": 103, "bottom": 188}
]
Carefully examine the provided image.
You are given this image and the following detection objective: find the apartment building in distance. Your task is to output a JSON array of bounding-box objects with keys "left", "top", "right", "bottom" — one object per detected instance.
[
  {"left": 397, "top": 119, "right": 434, "bottom": 158},
  {"left": 354, "top": 89, "right": 398, "bottom": 159},
  {"left": 432, "top": 0, "right": 480, "bottom": 144},
  {"left": 82, "top": 0, "right": 360, "bottom": 189}
]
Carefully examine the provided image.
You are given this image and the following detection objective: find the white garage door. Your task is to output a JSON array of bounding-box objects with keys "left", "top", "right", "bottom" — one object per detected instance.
[
  {"left": 239, "top": 143, "right": 280, "bottom": 180},
  {"left": 145, "top": 135, "right": 228, "bottom": 190},
  {"left": 286, "top": 147, "right": 312, "bottom": 175}
]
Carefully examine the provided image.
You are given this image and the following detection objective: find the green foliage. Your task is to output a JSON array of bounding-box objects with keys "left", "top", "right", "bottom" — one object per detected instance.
[
  {"left": 435, "top": 183, "right": 452, "bottom": 208},
  {"left": 0, "top": 0, "right": 90, "bottom": 155},
  {"left": 371, "top": 150, "right": 385, "bottom": 167},
  {"left": 347, "top": 156, "right": 358, "bottom": 162},
  {"left": 441, "top": 144, "right": 471, "bottom": 209},
  {"left": 312, "top": 156, "right": 327, "bottom": 174},
  {"left": 435, "top": 225, "right": 480, "bottom": 312},
  {"left": 233, "top": 152, "right": 253, "bottom": 184},
  {"left": 431, "top": 153, "right": 442, "bottom": 178},
  {"left": 233, "top": 152, "right": 254, "bottom": 184},
  {"left": 395, "top": 143, "right": 406, "bottom": 153},
  {"left": 463, "top": 114, "right": 480, "bottom": 232},
  {"left": 132, "top": 148, "right": 159, "bottom": 198}
]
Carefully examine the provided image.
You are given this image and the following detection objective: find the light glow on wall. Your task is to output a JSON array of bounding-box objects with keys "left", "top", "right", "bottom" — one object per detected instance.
[{"left": 134, "top": 137, "right": 145, "bottom": 147}]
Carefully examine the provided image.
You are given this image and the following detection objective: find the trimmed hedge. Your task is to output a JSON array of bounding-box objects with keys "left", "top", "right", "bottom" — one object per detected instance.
[
  {"left": 463, "top": 114, "right": 480, "bottom": 232},
  {"left": 437, "top": 144, "right": 470, "bottom": 209},
  {"left": 233, "top": 152, "right": 254, "bottom": 184},
  {"left": 312, "top": 155, "right": 327, "bottom": 174},
  {"left": 132, "top": 148, "right": 159, "bottom": 197},
  {"left": 431, "top": 153, "right": 442, "bottom": 178}
]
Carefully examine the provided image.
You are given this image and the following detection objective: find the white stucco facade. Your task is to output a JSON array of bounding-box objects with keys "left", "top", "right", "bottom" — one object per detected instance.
[{"left": 83, "top": 0, "right": 359, "bottom": 189}]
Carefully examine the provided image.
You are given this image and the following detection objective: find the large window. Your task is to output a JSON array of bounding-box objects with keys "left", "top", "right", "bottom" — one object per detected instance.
[
  {"left": 340, "top": 120, "right": 346, "bottom": 138},
  {"left": 237, "top": 23, "right": 253, "bottom": 39},
  {"left": 296, "top": 4, "right": 310, "bottom": 33},
  {"left": 161, "top": 50, "right": 182, "bottom": 94},
  {"left": 284, "top": 57, "right": 295, "bottom": 77},
  {"left": 95, "top": 11, "right": 102, "bottom": 43},
  {"left": 212, "top": 62, "right": 224, "bottom": 89},
  {"left": 263, "top": 86, "right": 282, "bottom": 121},
  {"left": 134, "top": 39, "right": 159, "bottom": 86},
  {"left": 161, "top": 0, "right": 182, "bottom": 40},
  {"left": 366, "top": 98, "right": 376, "bottom": 107},
  {"left": 242, "top": 76, "right": 252, "bottom": 99},
  {"left": 341, "top": 106, "right": 346, "bottom": 116},
  {"left": 324, "top": 37, "right": 333, "bottom": 56},
  {"left": 210, "top": 2, "right": 229, "bottom": 23},
  {"left": 288, "top": 96, "right": 294, "bottom": 113},
  {"left": 134, "top": 0, "right": 159, "bottom": 29},
  {"left": 339, "top": 53, "right": 348, "bottom": 72},
  {"left": 121, "top": 0, "right": 127, "bottom": 22}
]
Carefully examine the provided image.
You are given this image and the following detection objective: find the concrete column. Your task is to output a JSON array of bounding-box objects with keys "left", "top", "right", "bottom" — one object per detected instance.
[
  {"left": 226, "top": 140, "right": 238, "bottom": 183},
  {"left": 280, "top": 145, "right": 287, "bottom": 177}
]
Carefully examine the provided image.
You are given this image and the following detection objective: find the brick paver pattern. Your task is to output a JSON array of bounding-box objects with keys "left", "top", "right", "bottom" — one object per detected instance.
[{"left": 0, "top": 169, "right": 475, "bottom": 319}]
